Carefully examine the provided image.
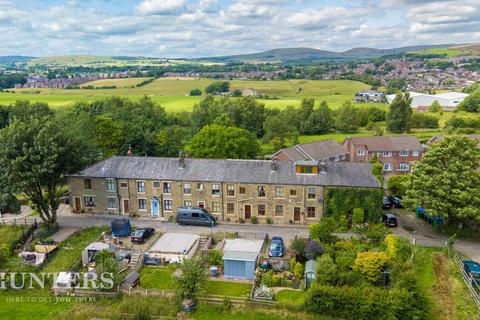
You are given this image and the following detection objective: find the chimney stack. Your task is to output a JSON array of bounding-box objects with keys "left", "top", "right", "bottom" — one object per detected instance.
[
  {"left": 127, "top": 146, "right": 133, "bottom": 157},
  {"left": 271, "top": 159, "right": 277, "bottom": 171},
  {"left": 319, "top": 160, "right": 327, "bottom": 174},
  {"left": 179, "top": 151, "right": 186, "bottom": 168}
]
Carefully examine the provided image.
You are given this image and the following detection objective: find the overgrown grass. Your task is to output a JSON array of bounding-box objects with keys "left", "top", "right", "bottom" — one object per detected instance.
[
  {"left": 204, "top": 280, "right": 252, "bottom": 298},
  {"left": 192, "top": 304, "right": 313, "bottom": 320},
  {"left": 276, "top": 289, "right": 307, "bottom": 305},
  {"left": 139, "top": 266, "right": 176, "bottom": 290},
  {"left": 0, "top": 225, "right": 28, "bottom": 249}
]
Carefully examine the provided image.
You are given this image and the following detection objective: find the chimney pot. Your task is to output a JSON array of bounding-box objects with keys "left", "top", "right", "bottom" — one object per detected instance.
[
  {"left": 271, "top": 159, "right": 277, "bottom": 171},
  {"left": 127, "top": 146, "right": 133, "bottom": 156}
]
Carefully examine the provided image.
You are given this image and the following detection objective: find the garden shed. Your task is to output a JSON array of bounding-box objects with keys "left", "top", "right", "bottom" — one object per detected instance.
[
  {"left": 222, "top": 239, "right": 264, "bottom": 280},
  {"left": 81, "top": 242, "right": 114, "bottom": 266},
  {"left": 305, "top": 259, "right": 317, "bottom": 289}
]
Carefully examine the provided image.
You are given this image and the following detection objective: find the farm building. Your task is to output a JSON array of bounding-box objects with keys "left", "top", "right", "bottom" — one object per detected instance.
[
  {"left": 147, "top": 232, "right": 199, "bottom": 263},
  {"left": 222, "top": 239, "right": 264, "bottom": 280},
  {"left": 386, "top": 91, "right": 469, "bottom": 111}
]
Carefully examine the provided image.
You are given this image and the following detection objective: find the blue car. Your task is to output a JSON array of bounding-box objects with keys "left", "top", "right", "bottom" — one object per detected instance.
[
  {"left": 268, "top": 237, "right": 284, "bottom": 257},
  {"left": 463, "top": 260, "right": 480, "bottom": 285}
]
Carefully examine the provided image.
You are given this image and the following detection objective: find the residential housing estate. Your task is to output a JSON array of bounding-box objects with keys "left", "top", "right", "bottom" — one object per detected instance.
[{"left": 68, "top": 156, "right": 379, "bottom": 224}]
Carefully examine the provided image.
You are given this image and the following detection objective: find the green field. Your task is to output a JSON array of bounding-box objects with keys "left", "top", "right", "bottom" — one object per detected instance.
[
  {"left": 81, "top": 77, "right": 152, "bottom": 88},
  {"left": 1, "top": 78, "right": 380, "bottom": 112},
  {"left": 139, "top": 266, "right": 176, "bottom": 290},
  {"left": 408, "top": 47, "right": 465, "bottom": 58}
]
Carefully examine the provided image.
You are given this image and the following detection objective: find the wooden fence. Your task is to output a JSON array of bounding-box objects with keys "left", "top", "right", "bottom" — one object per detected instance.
[{"left": 0, "top": 217, "right": 39, "bottom": 227}]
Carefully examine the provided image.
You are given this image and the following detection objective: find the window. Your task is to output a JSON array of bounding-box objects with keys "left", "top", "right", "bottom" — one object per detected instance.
[
  {"left": 307, "top": 187, "right": 316, "bottom": 200},
  {"left": 258, "top": 204, "right": 266, "bottom": 216},
  {"left": 239, "top": 186, "right": 246, "bottom": 194},
  {"left": 412, "top": 150, "right": 420, "bottom": 157},
  {"left": 212, "top": 183, "right": 220, "bottom": 195},
  {"left": 196, "top": 183, "right": 204, "bottom": 191},
  {"left": 275, "top": 204, "right": 283, "bottom": 216},
  {"left": 227, "top": 203, "right": 235, "bottom": 215},
  {"left": 84, "top": 179, "right": 92, "bottom": 190},
  {"left": 83, "top": 196, "right": 96, "bottom": 207},
  {"left": 138, "top": 199, "right": 146, "bottom": 211},
  {"left": 307, "top": 207, "right": 316, "bottom": 218},
  {"left": 290, "top": 189, "right": 297, "bottom": 196},
  {"left": 299, "top": 166, "right": 313, "bottom": 174},
  {"left": 197, "top": 201, "right": 205, "bottom": 208},
  {"left": 275, "top": 186, "right": 284, "bottom": 198},
  {"left": 227, "top": 184, "right": 235, "bottom": 196},
  {"left": 163, "top": 199, "right": 172, "bottom": 211},
  {"left": 184, "top": 200, "right": 192, "bottom": 207},
  {"left": 341, "top": 154, "right": 346, "bottom": 160},
  {"left": 212, "top": 202, "right": 221, "bottom": 213},
  {"left": 399, "top": 150, "right": 409, "bottom": 157},
  {"left": 163, "top": 182, "right": 172, "bottom": 194},
  {"left": 120, "top": 182, "right": 127, "bottom": 188},
  {"left": 192, "top": 212, "right": 199, "bottom": 218},
  {"left": 258, "top": 186, "right": 266, "bottom": 197},
  {"left": 334, "top": 155, "right": 340, "bottom": 161},
  {"left": 106, "top": 179, "right": 116, "bottom": 192},
  {"left": 397, "top": 163, "right": 410, "bottom": 172},
  {"left": 107, "top": 197, "right": 117, "bottom": 209},
  {"left": 153, "top": 181, "right": 161, "bottom": 188},
  {"left": 357, "top": 149, "right": 365, "bottom": 156},
  {"left": 382, "top": 151, "right": 392, "bottom": 157},
  {"left": 137, "top": 181, "right": 145, "bottom": 193},
  {"left": 383, "top": 163, "right": 393, "bottom": 171},
  {"left": 183, "top": 183, "right": 191, "bottom": 194}
]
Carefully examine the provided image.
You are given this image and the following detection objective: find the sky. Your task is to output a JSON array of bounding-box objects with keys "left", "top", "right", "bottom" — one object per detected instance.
[{"left": 1, "top": 0, "right": 480, "bottom": 58}]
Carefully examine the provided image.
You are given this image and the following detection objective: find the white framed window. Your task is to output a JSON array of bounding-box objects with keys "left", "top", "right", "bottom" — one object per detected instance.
[
  {"left": 307, "top": 187, "right": 316, "bottom": 199},
  {"left": 196, "top": 183, "right": 204, "bottom": 191},
  {"left": 212, "top": 202, "right": 221, "bottom": 213},
  {"left": 399, "top": 150, "right": 409, "bottom": 157},
  {"left": 138, "top": 198, "right": 147, "bottom": 211},
  {"left": 412, "top": 150, "right": 420, "bottom": 157},
  {"left": 107, "top": 197, "right": 117, "bottom": 209},
  {"left": 397, "top": 163, "right": 410, "bottom": 172},
  {"left": 163, "top": 199, "right": 172, "bottom": 211},
  {"left": 137, "top": 181, "right": 145, "bottom": 193},
  {"left": 183, "top": 183, "right": 191, "bottom": 195},
  {"left": 357, "top": 149, "right": 365, "bottom": 156},
  {"left": 275, "top": 186, "right": 284, "bottom": 198},
  {"left": 163, "top": 182, "right": 172, "bottom": 194},
  {"left": 212, "top": 183, "right": 220, "bottom": 196},
  {"left": 184, "top": 200, "right": 192, "bottom": 207},
  {"left": 383, "top": 163, "right": 393, "bottom": 171},
  {"left": 106, "top": 179, "right": 116, "bottom": 192},
  {"left": 83, "top": 196, "right": 96, "bottom": 208},
  {"left": 275, "top": 204, "right": 284, "bottom": 216},
  {"left": 227, "top": 184, "right": 235, "bottom": 196},
  {"left": 153, "top": 181, "right": 161, "bottom": 188},
  {"left": 382, "top": 151, "right": 392, "bottom": 157}
]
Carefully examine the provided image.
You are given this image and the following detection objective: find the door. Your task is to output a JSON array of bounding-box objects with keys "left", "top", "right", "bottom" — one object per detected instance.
[
  {"left": 123, "top": 199, "right": 130, "bottom": 215},
  {"left": 197, "top": 201, "right": 205, "bottom": 209},
  {"left": 244, "top": 204, "right": 252, "bottom": 220},
  {"left": 151, "top": 199, "right": 159, "bottom": 217},
  {"left": 294, "top": 207, "right": 301, "bottom": 222},
  {"left": 74, "top": 197, "right": 81, "bottom": 213}
]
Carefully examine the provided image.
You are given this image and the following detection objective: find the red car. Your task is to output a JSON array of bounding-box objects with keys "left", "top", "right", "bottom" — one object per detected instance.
[{"left": 130, "top": 228, "right": 155, "bottom": 243}]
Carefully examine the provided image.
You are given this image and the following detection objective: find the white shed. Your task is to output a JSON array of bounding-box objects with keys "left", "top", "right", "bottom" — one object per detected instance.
[{"left": 81, "top": 242, "right": 113, "bottom": 266}]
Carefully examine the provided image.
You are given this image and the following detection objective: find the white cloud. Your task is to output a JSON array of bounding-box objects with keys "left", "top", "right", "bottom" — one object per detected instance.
[{"left": 135, "top": 0, "right": 187, "bottom": 15}]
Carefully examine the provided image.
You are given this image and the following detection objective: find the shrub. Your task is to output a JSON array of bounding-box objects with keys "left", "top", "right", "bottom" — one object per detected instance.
[
  {"left": 290, "top": 237, "right": 307, "bottom": 261},
  {"left": 387, "top": 174, "right": 409, "bottom": 196},
  {"left": 384, "top": 234, "right": 398, "bottom": 258},
  {"left": 289, "top": 257, "right": 296, "bottom": 272},
  {"left": 352, "top": 208, "right": 364, "bottom": 225},
  {"left": 365, "top": 224, "right": 388, "bottom": 243},
  {"left": 353, "top": 251, "right": 390, "bottom": 284},
  {"left": 309, "top": 220, "right": 337, "bottom": 244},
  {"left": 250, "top": 215, "right": 258, "bottom": 224},
  {"left": 410, "top": 112, "right": 439, "bottom": 128},
  {"left": 305, "top": 240, "right": 324, "bottom": 260},
  {"left": 190, "top": 88, "right": 202, "bottom": 96},
  {"left": 315, "top": 254, "right": 337, "bottom": 285},
  {"left": 0, "top": 247, "right": 9, "bottom": 268},
  {"left": 293, "top": 262, "right": 304, "bottom": 280},
  {"left": 208, "top": 249, "right": 223, "bottom": 267},
  {"left": 266, "top": 217, "right": 273, "bottom": 224},
  {"left": 175, "top": 257, "right": 208, "bottom": 304}
]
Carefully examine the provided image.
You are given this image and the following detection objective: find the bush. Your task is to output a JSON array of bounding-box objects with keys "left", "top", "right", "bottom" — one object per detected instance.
[
  {"left": 208, "top": 249, "right": 223, "bottom": 267},
  {"left": 266, "top": 217, "right": 273, "bottom": 224},
  {"left": 353, "top": 251, "right": 390, "bottom": 284},
  {"left": 250, "top": 215, "right": 258, "bottom": 224},
  {"left": 305, "top": 240, "right": 324, "bottom": 260},
  {"left": 290, "top": 237, "right": 307, "bottom": 261},
  {"left": 0, "top": 247, "right": 9, "bottom": 268},
  {"left": 289, "top": 257, "right": 296, "bottom": 272},
  {"left": 325, "top": 188, "right": 383, "bottom": 222},
  {"left": 315, "top": 254, "right": 337, "bottom": 285},
  {"left": 293, "top": 262, "right": 304, "bottom": 280},
  {"left": 410, "top": 112, "right": 439, "bottom": 128},
  {"left": 352, "top": 208, "right": 364, "bottom": 225},
  {"left": 238, "top": 217, "right": 245, "bottom": 224},
  {"left": 205, "top": 81, "right": 230, "bottom": 94},
  {"left": 309, "top": 220, "right": 337, "bottom": 244},
  {"left": 365, "top": 224, "right": 388, "bottom": 243},
  {"left": 384, "top": 234, "right": 398, "bottom": 258},
  {"left": 190, "top": 88, "right": 202, "bottom": 96},
  {"left": 387, "top": 174, "right": 409, "bottom": 196}
]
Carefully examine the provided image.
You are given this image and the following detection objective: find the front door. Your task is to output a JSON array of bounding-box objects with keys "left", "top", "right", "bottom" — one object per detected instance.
[
  {"left": 74, "top": 197, "right": 81, "bottom": 213},
  {"left": 294, "top": 207, "right": 301, "bottom": 222},
  {"left": 151, "top": 199, "right": 159, "bottom": 217},
  {"left": 123, "top": 199, "right": 130, "bottom": 215},
  {"left": 197, "top": 201, "right": 205, "bottom": 209},
  {"left": 245, "top": 204, "right": 252, "bottom": 220}
]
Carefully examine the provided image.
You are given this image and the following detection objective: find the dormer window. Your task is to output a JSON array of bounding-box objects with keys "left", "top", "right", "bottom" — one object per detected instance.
[{"left": 295, "top": 160, "right": 319, "bottom": 175}]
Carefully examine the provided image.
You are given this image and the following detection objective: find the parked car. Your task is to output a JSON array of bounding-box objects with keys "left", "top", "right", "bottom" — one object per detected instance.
[
  {"left": 463, "top": 260, "right": 480, "bottom": 285},
  {"left": 382, "top": 213, "right": 398, "bottom": 227},
  {"left": 389, "top": 196, "right": 403, "bottom": 208},
  {"left": 268, "top": 237, "right": 284, "bottom": 257},
  {"left": 144, "top": 253, "right": 161, "bottom": 265},
  {"left": 383, "top": 196, "right": 393, "bottom": 209},
  {"left": 130, "top": 228, "right": 155, "bottom": 243},
  {"left": 176, "top": 207, "right": 216, "bottom": 227}
]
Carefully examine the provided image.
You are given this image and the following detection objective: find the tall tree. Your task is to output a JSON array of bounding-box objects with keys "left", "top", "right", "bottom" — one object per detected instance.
[
  {"left": 386, "top": 92, "right": 412, "bottom": 133},
  {"left": 0, "top": 111, "right": 88, "bottom": 227},
  {"left": 335, "top": 102, "right": 359, "bottom": 132},
  {"left": 93, "top": 115, "right": 122, "bottom": 158},
  {"left": 263, "top": 114, "right": 298, "bottom": 149},
  {"left": 299, "top": 98, "right": 315, "bottom": 134},
  {"left": 309, "top": 101, "right": 334, "bottom": 134},
  {"left": 404, "top": 136, "right": 480, "bottom": 225},
  {"left": 187, "top": 124, "right": 259, "bottom": 159}
]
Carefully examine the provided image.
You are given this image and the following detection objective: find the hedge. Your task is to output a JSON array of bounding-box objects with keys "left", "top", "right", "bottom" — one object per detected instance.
[{"left": 325, "top": 187, "right": 383, "bottom": 222}]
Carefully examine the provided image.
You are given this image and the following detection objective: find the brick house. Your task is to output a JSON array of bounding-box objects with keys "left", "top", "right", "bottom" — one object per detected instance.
[
  {"left": 68, "top": 156, "right": 379, "bottom": 225},
  {"left": 270, "top": 139, "right": 349, "bottom": 162},
  {"left": 343, "top": 136, "right": 423, "bottom": 175}
]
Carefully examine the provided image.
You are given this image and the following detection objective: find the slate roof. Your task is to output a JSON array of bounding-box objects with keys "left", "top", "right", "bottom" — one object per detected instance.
[
  {"left": 72, "top": 156, "right": 380, "bottom": 188},
  {"left": 348, "top": 136, "right": 422, "bottom": 152},
  {"left": 272, "top": 139, "right": 349, "bottom": 161}
]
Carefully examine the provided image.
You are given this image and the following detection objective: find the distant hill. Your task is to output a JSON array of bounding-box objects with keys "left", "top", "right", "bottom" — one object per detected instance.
[
  {"left": 0, "top": 56, "right": 34, "bottom": 65},
  {"left": 200, "top": 44, "right": 456, "bottom": 63}
]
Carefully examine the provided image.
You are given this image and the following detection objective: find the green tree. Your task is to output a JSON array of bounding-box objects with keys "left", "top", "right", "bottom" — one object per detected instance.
[
  {"left": 335, "top": 102, "right": 359, "bottom": 132},
  {"left": 315, "top": 254, "right": 337, "bottom": 285},
  {"left": 156, "top": 125, "right": 189, "bottom": 157},
  {"left": 205, "top": 81, "right": 230, "bottom": 94},
  {"left": 386, "top": 92, "right": 412, "bottom": 133},
  {"left": 309, "top": 101, "right": 334, "bottom": 134},
  {"left": 428, "top": 100, "right": 442, "bottom": 113},
  {"left": 175, "top": 258, "right": 208, "bottom": 304},
  {"left": 410, "top": 112, "right": 439, "bottom": 129},
  {"left": 232, "top": 89, "right": 242, "bottom": 97},
  {"left": 93, "top": 116, "right": 122, "bottom": 158},
  {"left": 190, "top": 88, "right": 202, "bottom": 96},
  {"left": 263, "top": 114, "right": 298, "bottom": 149},
  {"left": 186, "top": 124, "right": 259, "bottom": 159},
  {"left": 386, "top": 78, "right": 406, "bottom": 94},
  {"left": 299, "top": 98, "right": 315, "bottom": 134},
  {"left": 404, "top": 136, "right": 480, "bottom": 224},
  {"left": 0, "top": 113, "right": 88, "bottom": 227},
  {"left": 387, "top": 174, "right": 409, "bottom": 196},
  {"left": 459, "top": 89, "right": 480, "bottom": 113}
]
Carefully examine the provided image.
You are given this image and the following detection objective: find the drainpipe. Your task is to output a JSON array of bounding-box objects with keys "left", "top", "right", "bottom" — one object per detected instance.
[
  {"left": 115, "top": 178, "right": 121, "bottom": 215},
  {"left": 221, "top": 182, "right": 225, "bottom": 221}
]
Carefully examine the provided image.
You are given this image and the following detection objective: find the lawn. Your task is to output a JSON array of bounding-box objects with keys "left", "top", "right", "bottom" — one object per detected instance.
[
  {"left": 204, "top": 280, "right": 252, "bottom": 298},
  {"left": 42, "top": 227, "right": 104, "bottom": 273},
  {"left": 192, "top": 304, "right": 313, "bottom": 320},
  {"left": 0, "top": 225, "right": 28, "bottom": 249},
  {"left": 275, "top": 289, "right": 307, "bottom": 305},
  {"left": 139, "top": 266, "right": 177, "bottom": 290}
]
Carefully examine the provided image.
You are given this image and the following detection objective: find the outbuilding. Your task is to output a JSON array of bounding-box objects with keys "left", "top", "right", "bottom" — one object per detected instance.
[
  {"left": 82, "top": 242, "right": 113, "bottom": 266},
  {"left": 222, "top": 239, "right": 264, "bottom": 280},
  {"left": 147, "top": 232, "right": 199, "bottom": 263}
]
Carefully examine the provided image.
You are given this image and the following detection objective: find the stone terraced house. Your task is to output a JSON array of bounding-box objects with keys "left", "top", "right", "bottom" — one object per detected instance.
[{"left": 68, "top": 156, "right": 379, "bottom": 225}]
